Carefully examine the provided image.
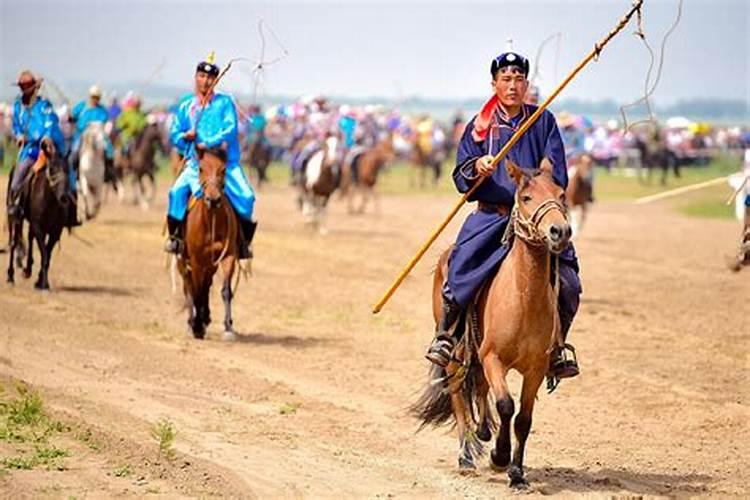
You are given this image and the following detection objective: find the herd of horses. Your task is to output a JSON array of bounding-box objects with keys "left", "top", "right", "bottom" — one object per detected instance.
[{"left": 3, "top": 119, "right": 595, "bottom": 490}]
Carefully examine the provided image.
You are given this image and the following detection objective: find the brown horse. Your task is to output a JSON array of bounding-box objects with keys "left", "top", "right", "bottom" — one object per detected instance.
[
  {"left": 298, "top": 135, "right": 340, "bottom": 234},
  {"left": 565, "top": 154, "right": 594, "bottom": 237},
  {"left": 177, "top": 149, "right": 239, "bottom": 340},
  {"left": 340, "top": 135, "right": 394, "bottom": 214},
  {"left": 114, "top": 124, "right": 165, "bottom": 209},
  {"left": 6, "top": 139, "right": 71, "bottom": 290},
  {"left": 414, "top": 157, "right": 572, "bottom": 488}
]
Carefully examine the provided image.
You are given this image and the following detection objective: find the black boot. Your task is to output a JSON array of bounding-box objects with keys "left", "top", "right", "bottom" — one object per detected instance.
[
  {"left": 238, "top": 218, "right": 258, "bottom": 260},
  {"left": 164, "top": 216, "right": 184, "bottom": 254},
  {"left": 425, "top": 295, "right": 462, "bottom": 366}
]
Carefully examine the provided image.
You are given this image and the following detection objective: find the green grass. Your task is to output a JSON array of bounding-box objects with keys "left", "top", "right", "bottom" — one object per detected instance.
[
  {"left": 112, "top": 463, "right": 133, "bottom": 477},
  {"left": 278, "top": 402, "right": 301, "bottom": 415},
  {"left": 593, "top": 154, "right": 740, "bottom": 202},
  {"left": 150, "top": 418, "right": 177, "bottom": 461},
  {"left": 0, "top": 384, "right": 71, "bottom": 471}
]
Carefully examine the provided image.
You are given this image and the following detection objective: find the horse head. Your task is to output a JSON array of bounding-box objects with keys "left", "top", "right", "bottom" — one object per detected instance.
[
  {"left": 83, "top": 122, "right": 106, "bottom": 152},
  {"left": 506, "top": 157, "right": 571, "bottom": 254},
  {"left": 323, "top": 135, "right": 339, "bottom": 167},
  {"left": 198, "top": 147, "right": 227, "bottom": 210}
]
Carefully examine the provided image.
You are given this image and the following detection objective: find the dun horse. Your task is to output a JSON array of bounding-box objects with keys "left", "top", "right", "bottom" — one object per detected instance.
[
  {"left": 414, "top": 158, "right": 572, "bottom": 488},
  {"left": 177, "top": 149, "right": 239, "bottom": 340},
  {"left": 340, "top": 135, "right": 394, "bottom": 214},
  {"left": 6, "top": 138, "right": 71, "bottom": 290},
  {"left": 565, "top": 154, "right": 594, "bottom": 237}
]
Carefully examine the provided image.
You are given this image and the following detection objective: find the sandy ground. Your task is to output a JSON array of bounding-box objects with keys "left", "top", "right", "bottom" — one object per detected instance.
[{"left": 0, "top": 174, "right": 748, "bottom": 499}]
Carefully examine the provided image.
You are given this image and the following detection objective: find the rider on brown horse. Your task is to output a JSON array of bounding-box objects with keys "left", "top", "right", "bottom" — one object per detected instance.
[
  {"left": 164, "top": 53, "right": 257, "bottom": 260},
  {"left": 425, "top": 52, "right": 581, "bottom": 389},
  {"left": 116, "top": 92, "right": 148, "bottom": 158},
  {"left": 7, "top": 70, "right": 78, "bottom": 228}
]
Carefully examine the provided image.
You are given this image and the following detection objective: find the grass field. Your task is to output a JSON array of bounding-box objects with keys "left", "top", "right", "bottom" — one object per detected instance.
[{"left": 2, "top": 140, "right": 741, "bottom": 220}]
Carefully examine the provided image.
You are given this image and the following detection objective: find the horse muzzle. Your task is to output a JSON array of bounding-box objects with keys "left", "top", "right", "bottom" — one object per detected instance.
[
  {"left": 205, "top": 196, "right": 222, "bottom": 210},
  {"left": 545, "top": 222, "right": 572, "bottom": 254}
]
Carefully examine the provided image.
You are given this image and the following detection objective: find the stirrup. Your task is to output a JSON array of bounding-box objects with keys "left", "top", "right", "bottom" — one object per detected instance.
[
  {"left": 425, "top": 337, "right": 454, "bottom": 367},
  {"left": 164, "top": 237, "right": 184, "bottom": 255}
]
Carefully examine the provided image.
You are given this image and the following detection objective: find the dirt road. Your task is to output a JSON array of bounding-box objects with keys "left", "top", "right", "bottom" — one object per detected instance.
[{"left": 1, "top": 177, "right": 748, "bottom": 498}]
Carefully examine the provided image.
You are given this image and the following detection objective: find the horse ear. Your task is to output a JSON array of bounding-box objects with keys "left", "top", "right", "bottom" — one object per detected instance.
[
  {"left": 539, "top": 157, "right": 554, "bottom": 177},
  {"left": 505, "top": 158, "right": 524, "bottom": 185}
]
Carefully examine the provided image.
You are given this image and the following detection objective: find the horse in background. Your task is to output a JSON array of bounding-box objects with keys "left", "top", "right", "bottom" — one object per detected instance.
[
  {"left": 411, "top": 123, "right": 449, "bottom": 189},
  {"left": 414, "top": 158, "right": 572, "bottom": 488},
  {"left": 565, "top": 154, "right": 594, "bottom": 238},
  {"left": 340, "top": 134, "right": 394, "bottom": 215},
  {"left": 177, "top": 148, "right": 239, "bottom": 340},
  {"left": 245, "top": 136, "right": 272, "bottom": 189},
  {"left": 6, "top": 138, "right": 71, "bottom": 290},
  {"left": 298, "top": 135, "right": 340, "bottom": 234},
  {"left": 114, "top": 121, "right": 165, "bottom": 210},
  {"left": 78, "top": 121, "right": 107, "bottom": 220}
]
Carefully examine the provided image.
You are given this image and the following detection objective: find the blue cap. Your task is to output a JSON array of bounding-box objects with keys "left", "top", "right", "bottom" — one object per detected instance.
[{"left": 490, "top": 52, "right": 530, "bottom": 78}]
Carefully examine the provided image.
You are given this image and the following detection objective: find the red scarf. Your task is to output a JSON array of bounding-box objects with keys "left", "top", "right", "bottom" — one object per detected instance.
[{"left": 471, "top": 94, "right": 499, "bottom": 142}]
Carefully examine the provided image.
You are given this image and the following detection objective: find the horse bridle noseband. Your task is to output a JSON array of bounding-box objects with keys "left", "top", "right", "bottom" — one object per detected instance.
[{"left": 504, "top": 193, "right": 569, "bottom": 248}]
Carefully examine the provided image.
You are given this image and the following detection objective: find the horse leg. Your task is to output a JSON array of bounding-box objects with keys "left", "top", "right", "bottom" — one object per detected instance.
[
  {"left": 358, "top": 187, "right": 368, "bottom": 214},
  {"left": 146, "top": 172, "right": 156, "bottom": 202},
  {"left": 483, "top": 354, "right": 513, "bottom": 471},
  {"left": 23, "top": 223, "right": 33, "bottom": 279},
  {"left": 319, "top": 200, "right": 329, "bottom": 235},
  {"left": 447, "top": 362, "right": 476, "bottom": 474},
  {"left": 220, "top": 257, "right": 237, "bottom": 341},
  {"left": 79, "top": 176, "right": 89, "bottom": 220},
  {"left": 40, "top": 229, "right": 62, "bottom": 291},
  {"left": 130, "top": 173, "right": 140, "bottom": 205},
  {"left": 32, "top": 227, "right": 47, "bottom": 290},
  {"left": 373, "top": 186, "right": 382, "bottom": 216},
  {"left": 508, "top": 370, "right": 545, "bottom": 488},
  {"left": 475, "top": 373, "right": 492, "bottom": 442},
  {"left": 137, "top": 175, "right": 149, "bottom": 211},
  {"left": 6, "top": 218, "right": 19, "bottom": 284}
]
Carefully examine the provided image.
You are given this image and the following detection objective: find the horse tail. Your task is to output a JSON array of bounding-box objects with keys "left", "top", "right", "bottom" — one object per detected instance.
[
  {"left": 411, "top": 363, "right": 455, "bottom": 430},
  {"left": 411, "top": 314, "right": 474, "bottom": 430}
]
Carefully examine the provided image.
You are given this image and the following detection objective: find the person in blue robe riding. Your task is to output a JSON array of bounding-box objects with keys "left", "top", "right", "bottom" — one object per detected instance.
[
  {"left": 69, "top": 84, "right": 117, "bottom": 186},
  {"left": 164, "top": 52, "right": 257, "bottom": 260},
  {"left": 425, "top": 52, "right": 581, "bottom": 387},
  {"left": 7, "top": 70, "right": 79, "bottom": 228}
]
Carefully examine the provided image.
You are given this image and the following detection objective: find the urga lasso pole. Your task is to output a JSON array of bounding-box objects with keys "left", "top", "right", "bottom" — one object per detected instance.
[{"left": 372, "top": 0, "right": 646, "bottom": 314}]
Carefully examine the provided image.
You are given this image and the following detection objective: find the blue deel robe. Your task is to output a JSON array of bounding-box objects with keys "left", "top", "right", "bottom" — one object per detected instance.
[
  {"left": 70, "top": 100, "right": 113, "bottom": 158},
  {"left": 447, "top": 104, "right": 581, "bottom": 330},
  {"left": 168, "top": 92, "right": 255, "bottom": 221}
]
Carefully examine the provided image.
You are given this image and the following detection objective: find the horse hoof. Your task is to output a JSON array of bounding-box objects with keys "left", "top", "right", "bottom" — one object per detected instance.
[
  {"left": 221, "top": 330, "right": 237, "bottom": 342},
  {"left": 490, "top": 450, "right": 510, "bottom": 472},
  {"left": 22, "top": 270, "right": 31, "bottom": 279},
  {"left": 509, "top": 466, "right": 528, "bottom": 489},
  {"left": 458, "top": 457, "right": 477, "bottom": 475},
  {"left": 476, "top": 424, "right": 492, "bottom": 442}
]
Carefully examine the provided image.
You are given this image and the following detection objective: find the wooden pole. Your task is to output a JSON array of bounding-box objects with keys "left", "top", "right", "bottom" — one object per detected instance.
[{"left": 372, "top": 0, "right": 645, "bottom": 314}]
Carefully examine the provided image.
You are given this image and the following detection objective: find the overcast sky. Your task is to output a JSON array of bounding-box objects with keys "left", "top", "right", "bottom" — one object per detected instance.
[{"left": 1, "top": 0, "right": 748, "bottom": 107}]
